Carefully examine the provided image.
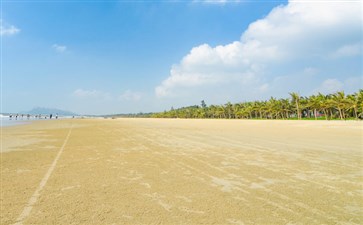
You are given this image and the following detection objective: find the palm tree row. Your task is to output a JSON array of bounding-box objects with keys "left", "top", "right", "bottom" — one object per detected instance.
[{"left": 151, "top": 90, "right": 363, "bottom": 120}]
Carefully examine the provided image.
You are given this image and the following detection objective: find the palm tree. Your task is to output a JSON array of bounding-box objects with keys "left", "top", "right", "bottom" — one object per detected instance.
[
  {"left": 224, "top": 102, "right": 234, "bottom": 119},
  {"left": 307, "top": 95, "right": 322, "bottom": 120},
  {"left": 252, "top": 101, "right": 263, "bottom": 119},
  {"left": 346, "top": 94, "right": 359, "bottom": 119},
  {"left": 244, "top": 103, "right": 254, "bottom": 119},
  {"left": 208, "top": 105, "right": 217, "bottom": 118},
  {"left": 299, "top": 97, "right": 309, "bottom": 118},
  {"left": 357, "top": 89, "right": 363, "bottom": 117},
  {"left": 317, "top": 93, "right": 329, "bottom": 120},
  {"left": 266, "top": 97, "right": 278, "bottom": 119},
  {"left": 331, "top": 91, "right": 348, "bottom": 120},
  {"left": 280, "top": 98, "right": 291, "bottom": 119},
  {"left": 232, "top": 103, "right": 242, "bottom": 119},
  {"left": 260, "top": 101, "right": 269, "bottom": 119},
  {"left": 151, "top": 90, "right": 360, "bottom": 120},
  {"left": 289, "top": 92, "right": 301, "bottom": 119},
  {"left": 216, "top": 105, "right": 225, "bottom": 119}
]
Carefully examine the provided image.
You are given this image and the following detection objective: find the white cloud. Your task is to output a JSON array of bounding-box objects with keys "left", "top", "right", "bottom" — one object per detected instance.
[
  {"left": 73, "top": 89, "right": 111, "bottom": 100},
  {"left": 119, "top": 90, "right": 142, "bottom": 101},
  {"left": 0, "top": 20, "right": 20, "bottom": 36},
  {"left": 315, "top": 79, "right": 343, "bottom": 94},
  {"left": 331, "top": 42, "right": 362, "bottom": 58},
  {"left": 155, "top": 41, "right": 262, "bottom": 97},
  {"left": 155, "top": 1, "right": 362, "bottom": 100},
  {"left": 314, "top": 77, "right": 362, "bottom": 95},
  {"left": 52, "top": 44, "right": 67, "bottom": 53}
]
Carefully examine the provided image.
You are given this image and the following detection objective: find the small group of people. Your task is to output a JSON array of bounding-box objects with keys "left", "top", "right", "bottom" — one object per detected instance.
[
  {"left": 9, "top": 114, "right": 27, "bottom": 120},
  {"left": 48, "top": 114, "right": 59, "bottom": 119},
  {"left": 9, "top": 113, "right": 58, "bottom": 120}
]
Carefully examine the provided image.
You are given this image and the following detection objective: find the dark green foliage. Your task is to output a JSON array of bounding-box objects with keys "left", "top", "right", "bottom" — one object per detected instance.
[
  {"left": 150, "top": 90, "right": 363, "bottom": 120},
  {"left": 114, "top": 90, "right": 363, "bottom": 120}
]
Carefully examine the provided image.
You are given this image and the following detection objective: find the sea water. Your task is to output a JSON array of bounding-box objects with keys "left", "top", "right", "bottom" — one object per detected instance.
[
  {"left": 0, "top": 114, "right": 32, "bottom": 127},
  {"left": 0, "top": 114, "right": 70, "bottom": 127}
]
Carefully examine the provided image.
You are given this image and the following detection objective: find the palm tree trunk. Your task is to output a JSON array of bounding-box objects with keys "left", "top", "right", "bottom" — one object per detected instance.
[
  {"left": 338, "top": 107, "right": 343, "bottom": 120},
  {"left": 314, "top": 109, "right": 317, "bottom": 120},
  {"left": 323, "top": 109, "right": 328, "bottom": 120},
  {"left": 295, "top": 100, "right": 300, "bottom": 119}
]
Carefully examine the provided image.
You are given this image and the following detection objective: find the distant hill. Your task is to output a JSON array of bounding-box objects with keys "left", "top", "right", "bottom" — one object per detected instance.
[{"left": 23, "top": 107, "right": 78, "bottom": 116}]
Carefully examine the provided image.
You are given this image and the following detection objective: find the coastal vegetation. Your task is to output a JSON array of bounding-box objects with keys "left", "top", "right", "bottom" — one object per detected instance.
[{"left": 150, "top": 90, "right": 363, "bottom": 120}]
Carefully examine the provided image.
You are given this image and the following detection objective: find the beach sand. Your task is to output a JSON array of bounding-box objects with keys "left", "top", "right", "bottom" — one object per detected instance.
[{"left": 1, "top": 118, "right": 362, "bottom": 224}]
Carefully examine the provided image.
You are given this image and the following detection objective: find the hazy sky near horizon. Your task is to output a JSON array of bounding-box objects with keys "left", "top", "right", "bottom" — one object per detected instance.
[{"left": 2, "top": 0, "right": 362, "bottom": 115}]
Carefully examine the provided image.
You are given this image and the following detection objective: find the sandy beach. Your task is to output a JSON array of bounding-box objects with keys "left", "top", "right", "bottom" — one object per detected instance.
[{"left": 1, "top": 118, "right": 362, "bottom": 225}]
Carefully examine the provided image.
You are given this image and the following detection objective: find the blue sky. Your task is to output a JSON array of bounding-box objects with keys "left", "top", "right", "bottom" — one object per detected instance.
[{"left": 1, "top": 0, "right": 362, "bottom": 115}]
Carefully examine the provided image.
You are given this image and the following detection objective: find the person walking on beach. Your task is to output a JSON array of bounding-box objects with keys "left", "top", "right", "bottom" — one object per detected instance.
[
  {"left": 55, "top": 114, "right": 58, "bottom": 119},
  {"left": 15, "top": 114, "right": 18, "bottom": 120},
  {"left": 50, "top": 114, "right": 53, "bottom": 119},
  {"left": 9, "top": 114, "right": 12, "bottom": 120},
  {"left": 27, "top": 114, "right": 30, "bottom": 120}
]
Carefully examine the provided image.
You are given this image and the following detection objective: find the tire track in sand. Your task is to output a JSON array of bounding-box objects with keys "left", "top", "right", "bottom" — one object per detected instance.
[{"left": 13, "top": 124, "right": 73, "bottom": 225}]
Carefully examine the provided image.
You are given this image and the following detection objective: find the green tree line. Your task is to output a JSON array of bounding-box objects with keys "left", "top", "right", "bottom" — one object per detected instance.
[{"left": 150, "top": 90, "right": 363, "bottom": 120}]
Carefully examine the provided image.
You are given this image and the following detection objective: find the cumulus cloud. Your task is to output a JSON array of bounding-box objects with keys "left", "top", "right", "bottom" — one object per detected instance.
[
  {"left": 315, "top": 79, "right": 344, "bottom": 94},
  {"left": 155, "top": 41, "right": 261, "bottom": 97},
  {"left": 0, "top": 20, "right": 20, "bottom": 36},
  {"left": 119, "top": 90, "right": 142, "bottom": 101},
  {"left": 73, "top": 89, "right": 111, "bottom": 100},
  {"left": 52, "top": 44, "right": 67, "bottom": 53},
  {"left": 331, "top": 42, "right": 362, "bottom": 58},
  {"left": 156, "top": 1, "right": 362, "bottom": 101},
  {"left": 314, "top": 77, "right": 362, "bottom": 95}
]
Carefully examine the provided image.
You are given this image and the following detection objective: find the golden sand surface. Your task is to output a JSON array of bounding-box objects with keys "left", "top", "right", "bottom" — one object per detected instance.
[{"left": 1, "top": 118, "right": 362, "bottom": 225}]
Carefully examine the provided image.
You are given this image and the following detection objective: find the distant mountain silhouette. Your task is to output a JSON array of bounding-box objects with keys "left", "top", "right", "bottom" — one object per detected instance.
[{"left": 23, "top": 107, "right": 77, "bottom": 116}]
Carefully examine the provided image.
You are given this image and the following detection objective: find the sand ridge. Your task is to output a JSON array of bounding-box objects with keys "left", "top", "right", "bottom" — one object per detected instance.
[{"left": 1, "top": 118, "right": 362, "bottom": 224}]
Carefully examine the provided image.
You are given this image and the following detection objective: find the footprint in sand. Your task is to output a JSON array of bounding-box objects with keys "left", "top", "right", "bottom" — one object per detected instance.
[
  {"left": 61, "top": 185, "right": 81, "bottom": 191},
  {"left": 176, "top": 195, "right": 192, "bottom": 203},
  {"left": 227, "top": 218, "right": 245, "bottom": 225},
  {"left": 179, "top": 206, "right": 204, "bottom": 214},
  {"left": 144, "top": 193, "right": 172, "bottom": 212},
  {"left": 140, "top": 182, "right": 151, "bottom": 188}
]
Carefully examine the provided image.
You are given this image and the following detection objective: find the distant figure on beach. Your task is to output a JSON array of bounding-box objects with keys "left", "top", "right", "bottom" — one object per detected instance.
[
  {"left": 50, "top": 114, "right": 53, "bottom": 119},
  {"left": 56, "top": 114, "right": 58, "bottom": 119},
  {"left": 27, "top": 114, "right": 30, "bottom": 120},
  {"left": 45, "top": 116, "right": 47, "bottom": 119},
  {"left": 9, "top": 114, "right": 12, "bottom": 120},
  {"left": 15, "top": 114, "right": 18, "bottom": 120}
]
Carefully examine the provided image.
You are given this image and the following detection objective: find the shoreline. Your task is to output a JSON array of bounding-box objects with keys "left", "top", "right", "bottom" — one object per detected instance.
[
  {"left": 0, "top": 119, "right": 33, "bottom": 127},
  {"left": 0, "top": 117, "right": 67, "bottom": 127}
]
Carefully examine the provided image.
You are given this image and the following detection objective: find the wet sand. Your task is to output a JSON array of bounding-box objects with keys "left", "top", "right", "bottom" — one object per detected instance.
[{"left": 1, "top": 118, "right": 362, "bottom": 224}]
